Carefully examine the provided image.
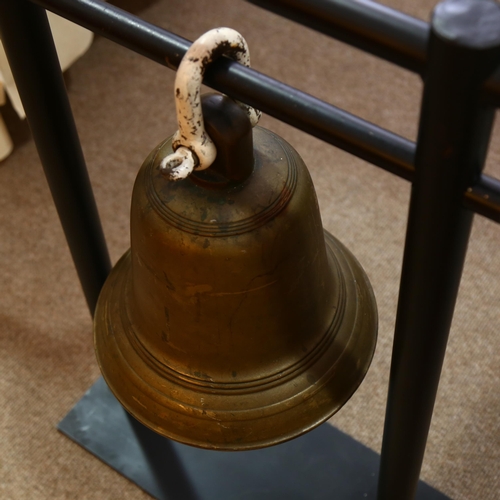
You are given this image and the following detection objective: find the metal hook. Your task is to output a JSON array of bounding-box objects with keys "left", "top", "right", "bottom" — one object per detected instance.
[{"left": 159, "top": 27, "right": 261, "bottom": 181}]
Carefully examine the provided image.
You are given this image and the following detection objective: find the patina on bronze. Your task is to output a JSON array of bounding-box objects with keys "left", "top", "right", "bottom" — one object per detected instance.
[{"left": 94, "top": 93, "right": 377, "bottom": 450}]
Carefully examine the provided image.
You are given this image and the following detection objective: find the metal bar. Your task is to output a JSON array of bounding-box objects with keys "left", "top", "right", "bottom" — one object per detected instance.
[
  {"left": 0, "top": 0, "right": 111, "bottom": 315},
  {"left": 377, "top": 1, "right": 500, "bottom": 498},
  {"left": 31, "top": 0, "right": 189, "bottom": 69},
  {"left": 27, "top": 0, "right": 500, "bottom": 223},
  {"left": 245, "top": 0, "right": 500, "bottom": 105},
  {"left": 28, "top": 0, "right": 414, "bottom": 179},
  {"left": 246, "top": 0, "right": 430, "bottom": 74},
  {"left": 26, "top": 0, "right": 419, "bottom": 79}
]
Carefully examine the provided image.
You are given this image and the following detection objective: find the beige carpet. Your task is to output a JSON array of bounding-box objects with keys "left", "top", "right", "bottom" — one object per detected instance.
[{"left": 1, "top": 0, "right": 499, "bottom": 498}]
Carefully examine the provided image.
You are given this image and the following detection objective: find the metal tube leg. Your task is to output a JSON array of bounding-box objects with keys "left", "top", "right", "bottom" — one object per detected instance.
[
  {"left": 377, "top": 1, "right": 500, "bottom": 498},
  {"left": 0, "top": 0, "right": 111, "bottom": 315}
]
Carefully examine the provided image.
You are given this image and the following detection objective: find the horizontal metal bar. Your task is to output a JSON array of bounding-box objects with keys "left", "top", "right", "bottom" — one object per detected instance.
[
  {"left": 246, "top": 0, "right": 500, "bottom": 105},
  {"left": 29, "top": 0, "right": 416, "bottom": 176},
  {"left": 247, "top": 0, "right": 429, "bottom": 75},
  {"left": 33, "top": 0, "right": 189, "bottom": 67},
  {"left": 28, "top": 0, "right": 500, "bottom": 222}
]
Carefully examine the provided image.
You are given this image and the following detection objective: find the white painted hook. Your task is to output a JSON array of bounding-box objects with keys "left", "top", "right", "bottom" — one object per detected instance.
[{"left": 159, "top": 28, "right": 261, "bottom": 181}]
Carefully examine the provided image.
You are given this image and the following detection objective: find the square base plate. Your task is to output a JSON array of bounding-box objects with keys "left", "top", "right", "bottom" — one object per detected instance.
[{"left": 58, "top": 377, "right": 450, "bottom": 500}]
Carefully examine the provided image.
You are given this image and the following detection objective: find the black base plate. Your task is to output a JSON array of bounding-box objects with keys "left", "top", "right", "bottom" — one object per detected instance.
[{"left": 58, "top": 377, "right": 450, "bottom": 500}]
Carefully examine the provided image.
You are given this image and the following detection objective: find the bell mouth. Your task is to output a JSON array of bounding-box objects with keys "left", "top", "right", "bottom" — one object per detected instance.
[{"left": 94, "top": 231, "right": 377, "bottom": 451}]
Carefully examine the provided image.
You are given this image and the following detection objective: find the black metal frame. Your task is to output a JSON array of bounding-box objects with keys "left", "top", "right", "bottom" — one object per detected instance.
[{"left": 1, "top": 0, "right": 499, "bottom": 498}]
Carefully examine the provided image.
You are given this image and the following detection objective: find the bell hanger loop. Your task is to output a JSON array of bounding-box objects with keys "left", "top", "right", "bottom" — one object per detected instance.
[{"left": 160, "top": 28, "right": 261, "bottom": 181}]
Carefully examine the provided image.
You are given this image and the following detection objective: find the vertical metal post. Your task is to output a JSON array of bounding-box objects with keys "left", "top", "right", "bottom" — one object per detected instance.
[
  {"left": 377, "top": 1, "right": 500, "bottom": 498},
  {"left": 0, "top": 0, "right": 111, "bottom": 314}
]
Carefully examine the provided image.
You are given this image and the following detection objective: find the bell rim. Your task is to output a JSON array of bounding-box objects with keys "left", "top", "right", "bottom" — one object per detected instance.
[{"left": 94, "top": 230, "right": 377, "bottom": 451}]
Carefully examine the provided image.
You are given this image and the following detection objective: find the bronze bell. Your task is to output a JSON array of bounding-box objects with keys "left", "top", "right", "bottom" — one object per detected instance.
[{"left": 94, "top": 28, "right": 377, "bottom": 451}]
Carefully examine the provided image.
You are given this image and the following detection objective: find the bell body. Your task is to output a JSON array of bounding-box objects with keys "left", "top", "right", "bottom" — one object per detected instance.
[{"left": 94, "top": 126, "right": 377, "bottom": 450}]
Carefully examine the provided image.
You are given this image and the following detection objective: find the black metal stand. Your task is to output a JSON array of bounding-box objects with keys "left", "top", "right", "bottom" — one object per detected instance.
[{"left": 1, "top": 0, "right": 499, "bottom": 499}]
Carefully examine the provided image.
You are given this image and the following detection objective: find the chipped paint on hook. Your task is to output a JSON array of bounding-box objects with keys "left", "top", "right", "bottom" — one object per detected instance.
[{"left": 160, "top": 27, "right": 261, "bottom": 181}]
